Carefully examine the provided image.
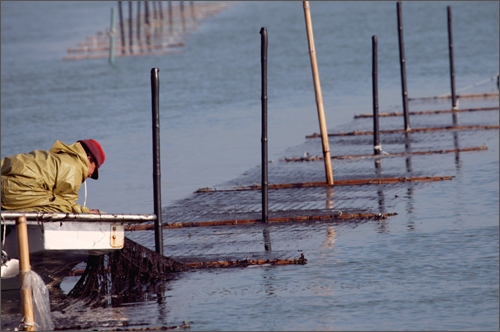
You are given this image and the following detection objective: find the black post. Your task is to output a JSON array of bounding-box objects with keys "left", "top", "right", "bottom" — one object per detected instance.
[
  {"left": 397, "top": 1, "right": 411, "bottom": 131},
  {"left": 118, "top": 1, "right": 126, "bottom": 53},
  {"left": 128, "top": 1, "right": 133, "bottom": 53},
  {"left": 137, "top": 1, "right": 141, "bottom": 37},
  {"left": 158, "top": 1, "right": 163, "bottom": 20},
  {"left": 168, "top": 1, "right": 173, "bottom": 33},
  {"left": 447, "top": 6, "right": 457, "bottom": 110},
  {"left": 151, "top": 68, "right": 163, "bottom": 255},
  {"left": 145, "top": 1, "right": 151, "bottom": 45},
  {"left": 372, "top": 35, "right": 380, "bottom": 155},
  {"left": 260, "top": 27, "right": 268, "bottom": 223}
]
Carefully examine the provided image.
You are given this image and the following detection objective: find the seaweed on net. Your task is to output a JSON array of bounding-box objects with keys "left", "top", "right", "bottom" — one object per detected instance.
[{"left": 67, "top": 237, "right": 190, "bottom": 306}]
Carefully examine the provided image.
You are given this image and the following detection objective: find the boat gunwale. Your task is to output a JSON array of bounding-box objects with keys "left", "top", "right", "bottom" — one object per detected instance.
[{"left": 1, "top": 211, "right": 156, "bottom": 224}]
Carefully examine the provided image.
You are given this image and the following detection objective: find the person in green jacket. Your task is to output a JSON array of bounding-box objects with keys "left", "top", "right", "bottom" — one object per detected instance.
[{"left": 1, "top": 139, "right": 105, "bottom": 213}]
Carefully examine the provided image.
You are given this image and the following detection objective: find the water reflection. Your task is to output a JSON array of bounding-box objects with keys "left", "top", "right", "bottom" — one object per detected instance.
[
  {"left": 405, "top": 132, "right": 412, "bottom": 173},
  {"left": 374, "top": 158, "right": 382, "bottom": 175},
  {"left": 452, "top": 112, "right": 462, "bottom": 171},
  {"left": 263, "top": 228, "right": 272, "bottom": 251},
  {"left": 325, "top": 187, "right": 334, "bottom": 210},
  {"left": 260, "top": 268, "right": 277, "bottom": 297},
  {"left": 322, "top": 226, "right": 337, "bottom": 250},
  {"left": 373, "top": 158, "right": 388, "bottom": 233}
]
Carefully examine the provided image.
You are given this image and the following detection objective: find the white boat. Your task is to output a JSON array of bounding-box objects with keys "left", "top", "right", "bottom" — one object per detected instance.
[{"left": 1, "top": 211, "right": 155, "bottom": 290}]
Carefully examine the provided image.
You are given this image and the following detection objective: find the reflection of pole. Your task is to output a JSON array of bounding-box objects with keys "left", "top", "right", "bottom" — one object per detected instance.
[
  {"left": 325, "top": 187, "right": 334, "bottom": 210},
  {"left": 372, "top": 35, "right": 381, "bottom": 155},
  {"left": 447, "top": 6, "right": 458, "bottom": 111},
  {"left": 263, "top": 229, "right": 272, "bottom": 251},
  {"left": 303, "top": 1, "right": 334, "bottom": 185},
  {"left": 17, "top": 216, "right": 35, "bottom": 331},
  {"left": 397, "top": 2, "right": 411, "bottom": 131},
  {"left": 405, "top": 132, "right": 412, "bottom": 173},
  {"left": 377, "top": 189, "right": 385, "bottom": 214},
  {"left": 151, "top": 68, "right": 163, "bottom": 255},
  {"left": 109, "top": 7, "right": 116, "bottom": 65},
  {"left": 260, "top": 27, "right": 268, "bottom": 223}
]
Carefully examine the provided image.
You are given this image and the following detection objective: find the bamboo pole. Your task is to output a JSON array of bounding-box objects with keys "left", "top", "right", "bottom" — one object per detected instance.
[
  {"left": 194, "top": 176, "right": 454, "bottom": 193},
  {"left": 68, "top": 42, "right": 185, "bottom": 53},
  {"left": 354, "top": 106, "right": 499, "bottom": 118},
  {"left": 16, "top": 215, "right": 35, "bottom": 331},
  {"left": 282, "top": 146, "right": 488, "bottom": 162},
  {"left": 123, "top": 212, "right": 398, "bottom": 231},
  {"left": 306, "top": 125, "right": 499, "bottom": 138},
  {"left": 63, "top": 49, "right": 183, "bottom": 61},
  {"left": 303, "top": 1, "right": 334, "bottom": 185},
  {"left": 408, "top": 92, "right": 499, "bottom": 100}
]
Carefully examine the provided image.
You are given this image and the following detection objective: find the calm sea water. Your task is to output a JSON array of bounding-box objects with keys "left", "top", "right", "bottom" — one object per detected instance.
[{"left": 1, "top": 1, "right": 498, "bottom": 330}]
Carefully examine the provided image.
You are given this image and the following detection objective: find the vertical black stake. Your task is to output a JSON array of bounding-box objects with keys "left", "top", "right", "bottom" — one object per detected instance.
[
  {"left": 137, "top": 2, "right": 141, "bottom": 36},
  {"left": 447, "top": 6, "right": 458, "bottom": 111},
  {"left": 118, "top": 1, "right": 126, "bottom": 54},
  {"left": 145, "top": 1, "right": 151, "bottom": 45},
  {"left": 397, "top": 1, "right": 411, "bottom": 131},
  {"left": 128, "top": 1, "right": 133, "bottom": 53},
  {"left": 168, "top": 1, "right": 173, "bottom": 33},
  {"left": 372, "top": 35, "right": 380, "bottom": 155},
  {"left": 260, "top": 27, "right": 268, "bottom": 224},
  {"left": 180, "top": 0, "right": 186, "bottom": 32},
  {"left": 152, "top": 1, "right": 158, "bottom": 22},
  {"left": 151, "top": 68, "right": 163, "bottom": 255}
]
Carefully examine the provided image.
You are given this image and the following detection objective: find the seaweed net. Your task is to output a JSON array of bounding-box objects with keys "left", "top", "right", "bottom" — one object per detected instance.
[{"left": 67, "top": 237, "right": 190, "bottom": 306}]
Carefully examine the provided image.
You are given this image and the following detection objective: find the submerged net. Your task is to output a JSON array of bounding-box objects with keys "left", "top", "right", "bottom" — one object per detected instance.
[{"left": 67, "top": 237, "right": 190, "bottom": 306}]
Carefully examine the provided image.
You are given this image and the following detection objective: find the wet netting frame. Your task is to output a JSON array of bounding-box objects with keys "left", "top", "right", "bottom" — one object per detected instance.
[{"left": 67, "top": 237, "right": 190, "bottom": 306}]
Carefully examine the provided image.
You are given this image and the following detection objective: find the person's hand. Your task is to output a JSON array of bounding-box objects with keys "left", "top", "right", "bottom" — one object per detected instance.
[{"left": 89, "top": 209, "right": 100, "bottom": 213}]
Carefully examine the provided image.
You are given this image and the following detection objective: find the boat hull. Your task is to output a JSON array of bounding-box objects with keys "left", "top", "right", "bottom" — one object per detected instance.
[{"left": 2, "top": 220, "right": 125, "bottom": 289}]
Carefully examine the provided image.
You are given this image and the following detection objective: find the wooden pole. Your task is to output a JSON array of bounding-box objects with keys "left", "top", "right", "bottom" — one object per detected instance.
[
  {"left": 16, "top": 216, "right": 35, "bottom": 331},
  {"left": 109, "top": 7, "right": 116, "bottom": 65},
  {"left": 372, "top": 35, "right": 381, "bottom": 155},
  {"left": 447, "top": 6, "right": 458, "bottom": 111},
  {"left": 260, "top": 27, "right": 269, "bottom": 223},
  {"left": 151, "top": 68, "right": 163, "bottom": 255},
  {"left": 397, "top": 1, "right": 411, "bottom": 131},
  {"left": 303, "top": 1, "right": 334, "bottom": 185}
]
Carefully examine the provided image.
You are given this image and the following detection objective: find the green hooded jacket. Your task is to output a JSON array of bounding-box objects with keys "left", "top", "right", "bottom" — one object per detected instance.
[{"left": 1, "top": 140, "right": 90, "bottom": 213}]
